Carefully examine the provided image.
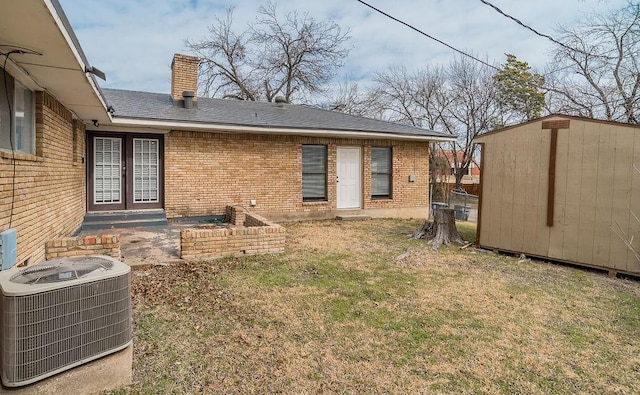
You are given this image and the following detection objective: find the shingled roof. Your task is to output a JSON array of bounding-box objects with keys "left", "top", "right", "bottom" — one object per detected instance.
[{"left": 103, "top": 89, "right": 454, "bottom": 141}]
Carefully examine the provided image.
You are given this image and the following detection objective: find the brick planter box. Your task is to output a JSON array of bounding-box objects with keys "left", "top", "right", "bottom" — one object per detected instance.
[
  {"left": 45, "top": 235, "right": 121, "bottom": 260},
  {"left": 180, "top": 208, "right": 285, "bottom": 261}
]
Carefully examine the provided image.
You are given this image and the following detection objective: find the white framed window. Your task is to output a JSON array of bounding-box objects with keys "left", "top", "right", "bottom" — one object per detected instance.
[{"left": 0, "top": 68, "right": 35, "bottom": 155}]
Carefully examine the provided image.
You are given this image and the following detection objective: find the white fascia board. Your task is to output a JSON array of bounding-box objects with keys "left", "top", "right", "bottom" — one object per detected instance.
[
  {"left": 109, "top": 117, "right": 456, "bottom": 142},
  {"left": 44, "top": 0, "right": 111, "bottom": 119}
]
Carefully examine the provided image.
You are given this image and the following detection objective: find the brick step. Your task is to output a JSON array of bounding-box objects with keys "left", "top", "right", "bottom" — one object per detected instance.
[
  {"left": 81, "top": 210, "right": 168, "bottom": 230},
  {"left": 83, "top": 209, "right": 167, "bottom": 222}
]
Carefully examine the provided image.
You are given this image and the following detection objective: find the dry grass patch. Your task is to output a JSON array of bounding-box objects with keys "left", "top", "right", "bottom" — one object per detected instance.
[{"left": 119, "top": 219, "right": 640, "bottom": 394}]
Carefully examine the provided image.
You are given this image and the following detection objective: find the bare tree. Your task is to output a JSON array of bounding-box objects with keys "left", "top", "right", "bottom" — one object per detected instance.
[
  {"left": 185, "top": 3, "right": 350, "bottom": 103},
  {"left": 547, "top": 1, "right": 640, "bottom": 123},
  {"left": 325, "top": 81, "right": 381, "bottom": 118},
  {"left": 445, "top": 56, "right": 499, "bottom": 189},
  {"left": 346, "top": 56, "right": 497, "bottom": 191},
  {"left": 370, "top": 65, "right": 449, "bottom": 130},
  {"left": 369, "top": 66, "right": 456, "bottom": 195}
]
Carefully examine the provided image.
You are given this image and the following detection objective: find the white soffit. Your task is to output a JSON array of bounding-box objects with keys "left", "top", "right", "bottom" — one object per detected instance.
[{"left": 0, "top": 1, "right": 109, "bottom": 123}]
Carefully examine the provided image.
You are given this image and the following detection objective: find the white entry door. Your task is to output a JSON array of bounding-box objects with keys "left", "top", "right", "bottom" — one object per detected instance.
[{"left": 337, "top": 147, "right": 362, "bottom": 209}]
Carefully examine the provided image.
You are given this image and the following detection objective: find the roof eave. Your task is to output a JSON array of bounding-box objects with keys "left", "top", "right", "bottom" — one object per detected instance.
[
  {"left": 108, "top": 117, "right": 456, "bottom": 142},
  {"left": 45, "top": 0, "right": 111, "bottom": 123},
  {"left": 0, "top": 0, "right": 111, "bottom": 124}
]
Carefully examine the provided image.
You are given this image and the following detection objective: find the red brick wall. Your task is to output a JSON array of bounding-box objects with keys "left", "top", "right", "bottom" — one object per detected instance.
[
  {"left": 164, "top": 131, "right": 429, "bottom": 219},
  {"left": 0, "top": 91, "right": 86, "bottom": 265}
]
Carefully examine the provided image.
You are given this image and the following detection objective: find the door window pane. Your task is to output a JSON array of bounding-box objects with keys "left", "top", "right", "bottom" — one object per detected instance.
[
  {"left": 133, "top": 138, "right": 159, "bottom": 203},
  {"left": 94, "top": 137, "right": 122, "bottom": 204}
]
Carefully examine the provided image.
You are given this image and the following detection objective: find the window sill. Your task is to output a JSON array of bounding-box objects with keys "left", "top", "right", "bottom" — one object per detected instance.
[
  {"left": 0, "top": 150, "right": 42, "bottom": 162},
  {"left": 371, "top": 197, "right": 392, "bottom": 201},
  {"left": 303, "top": 201, "right": 329, "bottom": 206}
]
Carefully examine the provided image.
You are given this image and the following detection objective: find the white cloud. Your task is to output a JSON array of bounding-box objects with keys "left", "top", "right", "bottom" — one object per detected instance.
[{"left": 59, "top": 0, "right": 618, "bottom": 95}]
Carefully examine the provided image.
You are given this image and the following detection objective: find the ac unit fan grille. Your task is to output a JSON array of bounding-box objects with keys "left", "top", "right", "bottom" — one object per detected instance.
[{"left": 1, "top": 273, "right": 131, "bottom": 386}]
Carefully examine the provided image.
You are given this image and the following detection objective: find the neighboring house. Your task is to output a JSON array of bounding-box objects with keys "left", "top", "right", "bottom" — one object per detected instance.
[
  {"left": 433, "top": 150, "right": 480, "bottom": 197},
  {"left": 475, "top": 115, "right": 640, "bottom": 276},
  {"left": 0, "top": 1, "right": 454, "bottom": 266}
]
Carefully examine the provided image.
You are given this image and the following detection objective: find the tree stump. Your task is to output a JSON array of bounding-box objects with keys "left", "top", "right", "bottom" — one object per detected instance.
[{"left": 412, "top": 208, "right": 465, "bottom": 250}]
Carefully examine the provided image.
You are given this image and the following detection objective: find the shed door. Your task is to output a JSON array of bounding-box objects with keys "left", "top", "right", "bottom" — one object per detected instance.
[{"left": 337, "top": 147, "right": 362, "bottom": 209}]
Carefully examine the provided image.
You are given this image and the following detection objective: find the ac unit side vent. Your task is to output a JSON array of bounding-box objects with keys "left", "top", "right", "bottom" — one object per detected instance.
[{"left": 0, "top": 256, "right": 131, "bottom": 387}]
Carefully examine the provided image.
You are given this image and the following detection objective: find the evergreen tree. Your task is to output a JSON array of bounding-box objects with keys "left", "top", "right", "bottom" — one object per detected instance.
[{"left": 493, "top": 54, "right": 545, "bottom": 124}]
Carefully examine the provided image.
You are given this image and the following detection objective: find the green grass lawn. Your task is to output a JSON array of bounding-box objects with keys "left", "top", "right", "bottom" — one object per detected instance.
[{"left": 121, "top": 219, "right": 640, "bottom": 394}]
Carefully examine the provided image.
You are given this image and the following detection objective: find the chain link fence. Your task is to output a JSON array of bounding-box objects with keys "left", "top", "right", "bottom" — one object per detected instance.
[{"left": 430, "top": 190, "right": 479, "bottom": 223}]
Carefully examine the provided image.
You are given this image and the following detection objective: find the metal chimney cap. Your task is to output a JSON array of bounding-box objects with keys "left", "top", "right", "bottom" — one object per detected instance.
[
  {"left": 274, "top": 96, "right": 287, "bottom": 104},
  {"left": 182, "top": 91, "right": 195, "bottom": 98}
]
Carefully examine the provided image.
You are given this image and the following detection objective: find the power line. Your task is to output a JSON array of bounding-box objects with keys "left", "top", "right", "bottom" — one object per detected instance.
[
  {"left": 355, "top": 0, "right": 499, "bottom": 71},
  {"left": 353, "top": 0, "right": 638, "bottom": 120},
  {"left": 478, "top": 0, "right": 600, "bottom": 57}
]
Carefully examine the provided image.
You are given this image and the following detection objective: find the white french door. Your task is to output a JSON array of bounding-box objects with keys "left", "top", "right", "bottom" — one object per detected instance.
[{"left": 88, "top": 134, "right": 163, "bottom": 211}]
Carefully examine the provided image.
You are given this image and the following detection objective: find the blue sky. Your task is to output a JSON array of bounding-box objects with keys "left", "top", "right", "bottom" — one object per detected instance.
[{"left": 58, "top": 0, "right": 620, "bottom": 98}]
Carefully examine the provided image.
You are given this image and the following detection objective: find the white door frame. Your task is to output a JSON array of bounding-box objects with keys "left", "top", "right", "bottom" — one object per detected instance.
[{"left": 336, "top": 146, "right": 362, "bottom": 209}]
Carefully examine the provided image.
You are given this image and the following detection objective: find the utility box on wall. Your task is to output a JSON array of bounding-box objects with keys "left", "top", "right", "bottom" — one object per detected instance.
[{"left": 0, "top": 229, "right": 17, "bottom": 270}]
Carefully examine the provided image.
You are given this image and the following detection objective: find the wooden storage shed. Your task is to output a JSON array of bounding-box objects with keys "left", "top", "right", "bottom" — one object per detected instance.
[{"left": 474, "top": 115, "right": 640, "bottom": 276}]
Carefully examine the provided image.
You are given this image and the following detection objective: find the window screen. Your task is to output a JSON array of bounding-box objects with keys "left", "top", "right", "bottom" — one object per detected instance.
[
  {"left": 0, "top": 69, "right": 35, "bottom": 155},
  {"left": 14, "top": 82, "right": 34, "bottom": 154},
  {"left": 371, "top": 147, "right": 392, "bottom": 198},
  {"left": 302, "top": 145, "right": 327, "bottom": 201}
]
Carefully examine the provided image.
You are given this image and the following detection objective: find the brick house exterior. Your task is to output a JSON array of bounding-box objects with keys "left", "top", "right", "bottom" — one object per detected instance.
[
  {"left": 164, "top": 131, "right": 430, "bottom": 220},
  {"left": 1, "top": 1, "right": 453, "bottom": 266},
  {"left": 99, "top": 54, "right": 452, "bottom": 221},
  {"left": 0, "top": 92, "right": 87, "bottom": 265},
  {"left": 0, "top": 2, "right": 109, "bottom": 267}
]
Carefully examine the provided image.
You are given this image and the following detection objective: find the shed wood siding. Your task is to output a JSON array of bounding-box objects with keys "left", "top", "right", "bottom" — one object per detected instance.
[
  {"left": 476, "top": 116, "right": 640, "bottom": 275},
  {"left": 0, "top": 92, "right": 86, "bottom": 265},
  {"left": 164, "top": 131, "right": 429, "bottom": 219}
]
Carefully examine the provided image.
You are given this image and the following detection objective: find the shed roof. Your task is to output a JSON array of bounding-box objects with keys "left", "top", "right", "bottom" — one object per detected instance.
[
  {"left": 474, "top": 114, "right": 640, "bottom": 142},
  {"left": 103, "top": 89, "right": 454, "bottom": 141}
]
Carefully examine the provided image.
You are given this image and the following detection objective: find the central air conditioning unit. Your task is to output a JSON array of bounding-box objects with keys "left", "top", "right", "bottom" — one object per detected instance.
[{"left": 0, "top": 255, "right": 131, "bottom": 387}]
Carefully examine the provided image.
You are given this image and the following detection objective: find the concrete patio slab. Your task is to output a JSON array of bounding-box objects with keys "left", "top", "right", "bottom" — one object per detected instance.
[
  {"left": 77, "top": 223, "right": 194, "bottom": 267},
  {"left": 0, "top": 344, "right": 132, "bottom": 394}
]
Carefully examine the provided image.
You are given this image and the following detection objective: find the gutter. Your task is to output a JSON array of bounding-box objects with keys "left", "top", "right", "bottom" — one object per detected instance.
[{"left": 108, "top": 117, "right": 457, "bottom": 142}]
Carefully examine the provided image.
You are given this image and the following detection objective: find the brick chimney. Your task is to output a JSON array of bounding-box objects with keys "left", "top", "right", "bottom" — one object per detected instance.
[{"left": 171, "top": 53, "right": 199, "bottom": 107}]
